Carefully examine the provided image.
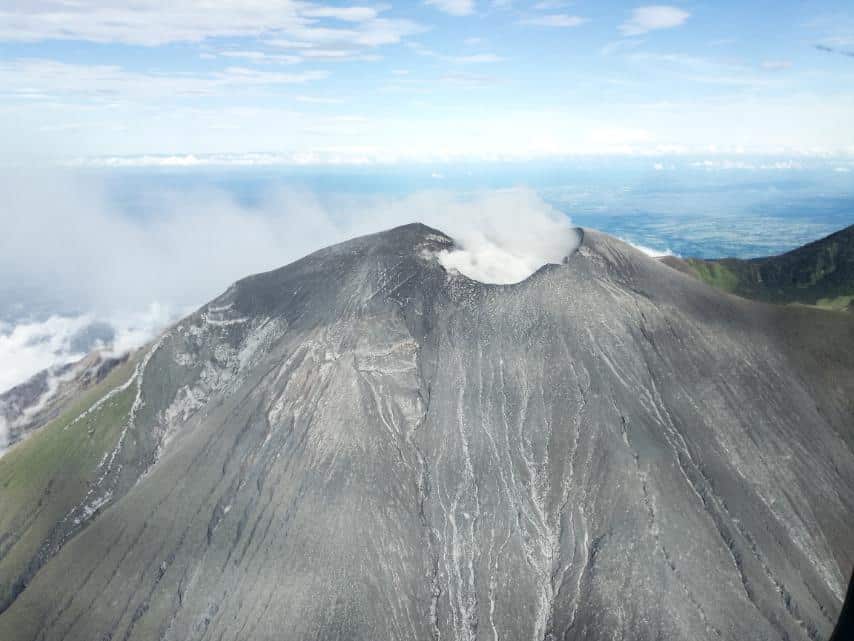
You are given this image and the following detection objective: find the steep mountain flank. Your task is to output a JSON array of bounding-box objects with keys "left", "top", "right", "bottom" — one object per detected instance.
[
  {"left": 662, "top": 224, "right": 854, "bottom": 311},
  {"left": 0, "top": 223, "right": 852, "bottom": 641}
]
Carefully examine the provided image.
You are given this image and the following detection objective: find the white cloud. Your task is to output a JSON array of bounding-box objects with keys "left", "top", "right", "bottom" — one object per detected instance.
[
  {"left": 619, "top": 6, "right": 690, "bottom": 36},
  {"left": 0, "top": 59, "right": 328, "bottom": 103},
  {"left": 600, "top": 38, "right": 646, "bottom": 56},
  {"left": 301, "top": 6, "right": 381, "bottom": 22},
  {"left": 0, "top": 316, "right": 86, "bottom": 393},
  {"left": 0, "top": 307, "right": 174, "bottom": 395},
  {"left": 521, "top": 14, "right": 588, "bottom": 28},
  {"left": 0, "top": 1, "right": 421, "bottom": 48},
  {"left": 760, "top": 60, "right": 793, "bottom": 71},
  {"left": 0, "top": 169, "right": 339, "bottom": 318},
  {"left": 0, "top": 169, "right": 583, "bottom": 312},
  {"left": 532, "top": 1, "right": 572, "bottom": 9},
  {"left": 68, "top": 152, "right": 392, "bottom": 168},
  {"left": 262, "top": 37, "right": 395, "bottom": 62},
  {"left": 406, "top": 43, "right": 504, "bottom": 64},
  {"left": 585, "top": 126, "right": 654, "bottom": 146},
  {"left": 626, "top": 52, "right": 772, "bottom": 88},
  {"left": 451, "top": 53, "right": 504, "bottom": 63},
  {"left": 424, "top": 0, "right": 476, "bottom": 16},
  {"left": 296, "top": 95, "right": 345, "bottom": 104},
  {"left": 689, "top": 159, "right": 803, "bottom": 170},
  {"left": 217, "top": 50, "right": 302, "bottom": 65},
  {"left": 263, "top": 39, "right": 316, "bottom": 49},
  {"left": 439, "top": 70, "right": 501, "bottom": 87},
  {"left": 273, "top": 18, "right": 423, "bottom": 48},
  {"left": 297, "top": 48, "right": 381, "bottom": 61},
  {"left": 7, "top": 86, "right": 854, "bottom": 161}
]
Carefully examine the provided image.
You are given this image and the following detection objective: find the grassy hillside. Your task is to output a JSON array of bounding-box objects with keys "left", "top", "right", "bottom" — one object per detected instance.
[
  {"left": 0, "top": 358, "right": 137, "bottom": 613},
  {"left": 664, "top": 224, "right": 854, "bottom": 311}
]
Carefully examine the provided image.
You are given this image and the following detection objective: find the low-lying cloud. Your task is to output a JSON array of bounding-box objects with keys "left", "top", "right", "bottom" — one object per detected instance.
[
  {"left": 0, "top": 306, "right": 172, "bottom": 394},
  {"left": 0, "top": 170, "right": 577, "bottom": 391}
]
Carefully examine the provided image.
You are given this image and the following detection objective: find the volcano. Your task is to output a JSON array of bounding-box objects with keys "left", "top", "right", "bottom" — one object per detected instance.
[{"left": 0, "top": 224, "right": 852, "bottom": 641}]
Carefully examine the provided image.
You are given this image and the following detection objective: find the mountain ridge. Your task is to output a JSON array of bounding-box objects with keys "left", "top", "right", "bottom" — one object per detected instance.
[{"left": 661, "top": 224, "right": 854, "bottom": 312}]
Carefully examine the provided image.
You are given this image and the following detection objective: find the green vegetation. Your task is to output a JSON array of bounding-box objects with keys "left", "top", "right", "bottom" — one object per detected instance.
[
  {"left": 684, "top": 259, "right": 742, "bottom": 294},
  {"left": 680, "top": 225, "right": 854, "bottom": 312},
  {"left": 815, "top": 294, "right": 854, "bottom": 312},
  {"left": 0, "top": 358, "right": 137, "bottom": 610}
]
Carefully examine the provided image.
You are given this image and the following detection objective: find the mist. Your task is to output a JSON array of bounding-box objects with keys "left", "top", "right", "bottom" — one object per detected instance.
[{"left": 0, "top": 169, "right": 577, "bottom": 392}]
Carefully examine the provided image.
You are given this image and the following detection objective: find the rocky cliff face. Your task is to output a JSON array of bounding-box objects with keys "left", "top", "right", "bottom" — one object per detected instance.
[{"left": 1, "top": 223, "right": 852, "bottom": 641}]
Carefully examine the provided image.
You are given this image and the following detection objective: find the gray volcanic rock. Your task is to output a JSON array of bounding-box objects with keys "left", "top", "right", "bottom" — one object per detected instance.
[{"left": 1, "top": 223, "right": 853, "bottom": 641}]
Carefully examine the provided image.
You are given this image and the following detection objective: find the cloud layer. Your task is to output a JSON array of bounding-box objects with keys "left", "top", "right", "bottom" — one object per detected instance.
[
  {"left": 0, "top": 1, "right": 421, "bottom": 47},
  {"left": 0, "top": 308, "right": 170, "bottom": 394},
  {"left": 2, "top": 1, "right": 854, "bottom": 161}
]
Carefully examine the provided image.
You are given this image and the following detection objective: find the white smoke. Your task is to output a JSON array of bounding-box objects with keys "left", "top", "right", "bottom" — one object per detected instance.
[
  {"left": 0, "top": 170, "right": 580, "bottom": 391},
  {"left": 621, "top": 238, "right": 678, "bottom": 258},
  {"left": 336, "top": 188, "right": 581, "bottom": 284},
  {"left": 430, "top": 190, "right": 581, "bottom": 284}
]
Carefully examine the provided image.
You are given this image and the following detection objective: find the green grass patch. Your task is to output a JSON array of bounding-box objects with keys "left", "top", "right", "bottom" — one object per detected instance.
[
  {"left": 0, "top": 357, "right": 138, "bottom": 608},
  {"left": 815, "top": 294, "right": 854, "bottom": 311},
  {"left": 685, "top": 259, "right": 743, "bottom": 294}
]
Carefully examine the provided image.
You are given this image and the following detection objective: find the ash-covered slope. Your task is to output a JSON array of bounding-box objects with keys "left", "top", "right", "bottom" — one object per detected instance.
[{"left": 1, "top": 223, "right": 853, "bottom": 641}]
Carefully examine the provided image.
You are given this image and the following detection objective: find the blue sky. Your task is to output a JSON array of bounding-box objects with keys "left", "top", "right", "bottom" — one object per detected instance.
[{"left": 2, "top": 0, "right": 854, "bottom": 163}]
